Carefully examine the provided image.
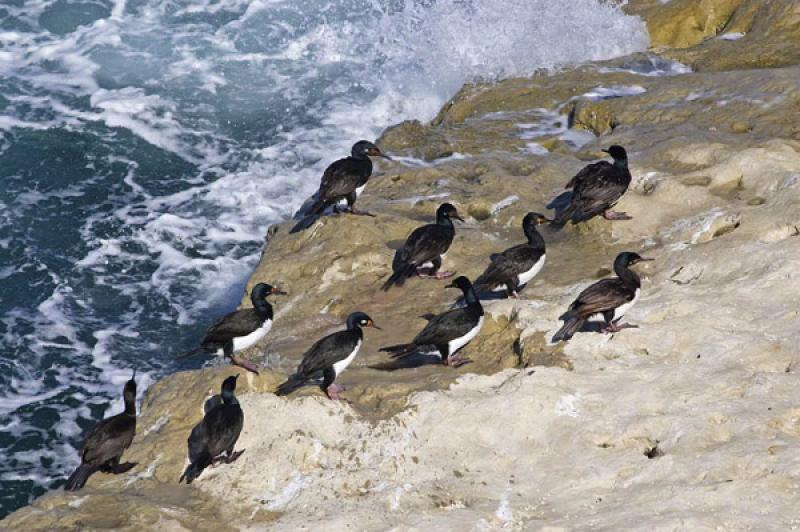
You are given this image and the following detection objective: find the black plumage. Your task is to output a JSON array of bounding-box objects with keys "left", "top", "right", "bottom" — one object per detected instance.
[
  {"left": 380, "top": 276, "right": 483, "bottom": 367},
  {"left": 554, "top": 145, "right": 633, "bottom": 225},
  {"left": 180, "top": 375, "right": 244, "bottom": 484},
  {"left": 474, "top": 212, "right": 550, "bottom": 298},
  {"left": 290, "top": 140, "right": 390, "bottom": 232},
  {"left": 178, "top": 282, "right": 285, "bottom": 374},
  {"left": 382, "top": 203, "right": 464, "bottom": 291},
  {"left": 64, "top": 372, "right": 138, "bottom": 491},
  {"left": 552, "top": 252, "right": 652, "bottom": 342},
  {"left": 276, "top": 312, "right": 380, "bottom": 400}
]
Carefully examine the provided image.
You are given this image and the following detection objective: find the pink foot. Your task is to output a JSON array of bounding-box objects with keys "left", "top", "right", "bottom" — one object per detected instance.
[
  {"left": 348, "top": 208, "right": 375, "bottom": 217},
  {"left": 444, "top": 354, "right": 472, "bottom": 367},
  {"left": 434, "top": 271, "right": 454, "bottom": 279},
  {"left": 602, "top": 210, "right": 632, "bottom": 221},
  {"left": 509, "top": 290, "right": 520, "bottom": 299},
  {"left": 326, "top": 383, "right": 346, "bottom": 400},
  {"left": 601, "top": 322, "right": 639, "bottom": 334},
  {"left": 229, "top": 355, "right": 259, "bottom": 375}
]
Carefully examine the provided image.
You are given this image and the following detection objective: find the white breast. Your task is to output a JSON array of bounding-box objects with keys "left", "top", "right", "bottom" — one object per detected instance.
[
  {"left": 333, "top": 340, "right": 361, "bottom": 376},
  {"left": 219, "top": 319, "right": 272, "bottom": 354},
  {"left": 355, "top": 184, "right": 367, "bottom": 197},
  {"left": 518, "top": 254, "right": 546, "bottom": 286},
  {"left": 447, "top": 316, "right": 484, "bottom": 356}
]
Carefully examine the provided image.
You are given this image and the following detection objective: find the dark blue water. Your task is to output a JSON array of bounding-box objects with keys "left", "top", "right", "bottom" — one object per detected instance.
[{"left": 0, "top": 0, "right": 647, "bottom": 518}]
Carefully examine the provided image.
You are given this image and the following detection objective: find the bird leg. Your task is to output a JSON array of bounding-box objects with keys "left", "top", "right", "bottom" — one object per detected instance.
[
  {"left": 601, "top": 321, "right": 639, "bottom": 334},
  {"left": 602, "top": 210, "right": 632, "bottom": 220},
  {"left": 444, "top": 353, "right": 472, "bottom": 367},
  {"left": 228, "top": 355, "right": 260, "bottom": 375},
  {"left": 326, "top": 383, "right": 346, "bottom": 400}
]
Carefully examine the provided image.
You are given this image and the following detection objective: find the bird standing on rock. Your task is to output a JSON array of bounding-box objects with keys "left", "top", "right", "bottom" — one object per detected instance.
[
  {"left": 180, "top": 374, "right": 244, "bottom": 484},
  {"left": 64, "top": 371, "right": 138, "bottom": 491},
  {"left": 552, "top": 252, "right": 652, "bottom": 343},
  {"left": 380, "top": 276, "right": 483, "bottom": 367},
  {"left": 276, "top": 312, "right": 380, "bottom": 400},
  {"left": 291, "top": 140, "right": 390, "bottom": 232},
  {"left": 474, "top": 212, "right": 550, "bottom": 298},
  {"left": 382, "top": 203, "right": 464, "bottom": 291},
  {"left": 553, "top": 145, "right": 633, "bottom": 225},
  {"left": 178, "top": 283, "right": 286, "bottom": 374}
]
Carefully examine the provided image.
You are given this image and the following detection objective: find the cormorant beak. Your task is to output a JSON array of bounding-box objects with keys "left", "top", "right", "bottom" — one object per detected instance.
[
  {"left": 367, "top": 319, "right": 382, "bottom": 330},
  {"left": 601, "top": 148, "right": 610, "bottom": 154},
  {"left": 452, "top": 213, "right": 465, "bottom": 222},
  {"left": 445, "top": 281, "right": 456, "bottom": 289},
  {"left": 537, "top": 215, "right": 553, "bottom": 224},
  {"left": 369, "top": 148, "right": 391, "bottom": 160},
  {"left": 271, "top": 287, "right": 288, "bottom": 296},
  {"left": 637, "top": 257, "right": 655, "bottom": 263},
  {"left": 131, "top": 368, "right": 136, "bottom": 381}
]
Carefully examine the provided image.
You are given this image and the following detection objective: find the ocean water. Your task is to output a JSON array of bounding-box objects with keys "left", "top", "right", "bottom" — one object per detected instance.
[{"left": 0, "top": 0, "right": 648, "bottom": 517}]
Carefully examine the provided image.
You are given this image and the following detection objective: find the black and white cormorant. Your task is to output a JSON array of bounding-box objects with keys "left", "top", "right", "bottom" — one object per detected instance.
[
  {"left": 179, "top": 282, "right": 286, "bottom": 374},
  {"left": 64, "top": 371, "right": 138, "bottom": 491},
  {"left": 290, "top": 140, "right": 390, "bottom": 233},
  {"left": 474, "top": 212, "right": 551, "bottom": 298},
  {"left": 382, "top": 203, "right": 464, "bottom": 291},
  {"left": 551, "top": 252, "right": 652, "bottom": 342},
  {"left": 180, "top": 374, "right": 244, "bottom": 484},
  {"left": 553, "top": 145, "right": 633, "bottom": 225},
  {"left": 380, "top": 276, "right": 483, "bottom": 367},
  {"left": 276, "top": 312, "right": 380, "bottom": 400}
]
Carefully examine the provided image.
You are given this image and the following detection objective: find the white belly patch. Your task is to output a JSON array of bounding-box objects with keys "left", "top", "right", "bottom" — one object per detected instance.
[
  {"left": 217, "top": 320, "right": 272, "bottom": 355},
  {"left": 447, "top": 316, "right": 484, "bottom": 355},
  {"left": 333, "top": 340, "right": 361, "bottom": 376},
  {"left": 491, "top": 254, "right": 545, "bottom": 291}
]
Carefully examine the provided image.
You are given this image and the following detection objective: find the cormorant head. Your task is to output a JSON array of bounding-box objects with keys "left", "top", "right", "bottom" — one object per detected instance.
[
  {"left": 352, "top": 140, "right": 391, "bottom": 160},
  {"left": 221, "top": 374, "right": 239, "bottom": 401},
  {"left": 445, "top": 276, "right": 473, "bottom": 292},
  {"left": 615, "top": 251, "right": 653, "bottom": 268},
  {"left": 436, "top": 203, "right": 464, "bottom": 223},
  {"left": 522, "top": 212, "right": 552, "bottom": 228},
  {"left": 602, "top": 145, "right": 628, "bottom": 161},
  {"left": 346, "top": 311, "right": 381, "bottom": 330},
  {"left": 123, "top": 370, "right": 137, "bottom": 412},
  {"left": 251, "top": 282, "right": 287, "bottom": 303}
]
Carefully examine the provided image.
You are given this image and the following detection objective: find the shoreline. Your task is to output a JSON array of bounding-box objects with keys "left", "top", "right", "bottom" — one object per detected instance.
[{"left": 5, "top": 0, "right": 800, "bottom": 528}]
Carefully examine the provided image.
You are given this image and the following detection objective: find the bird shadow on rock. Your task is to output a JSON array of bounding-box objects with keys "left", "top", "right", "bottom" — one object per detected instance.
[{"left": 369, "top": 351, "right": 444, "bottom": 371}]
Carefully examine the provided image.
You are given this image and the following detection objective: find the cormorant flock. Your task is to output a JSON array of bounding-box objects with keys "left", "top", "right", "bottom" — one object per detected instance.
[{"left": 65, "top": 140, "right": 649, "bottom": 488}]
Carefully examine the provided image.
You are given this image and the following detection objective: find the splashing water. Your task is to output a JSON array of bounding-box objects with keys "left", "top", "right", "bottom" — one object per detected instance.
[{"left": 0, "top": 0, "right": 647, "bottom": 516}]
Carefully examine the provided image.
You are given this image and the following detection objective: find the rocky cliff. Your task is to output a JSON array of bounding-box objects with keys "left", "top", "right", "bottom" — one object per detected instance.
[{"left": 5, "top": 0, "right": 800, "bottom": 529}]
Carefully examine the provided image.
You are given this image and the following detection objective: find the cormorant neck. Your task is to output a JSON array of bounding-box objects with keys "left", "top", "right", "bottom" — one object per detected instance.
[
  {"left": 615, "top": 261, "right": 640, "bottom": 288},
  {"left": 613, "top": 158, "right": 628, "bottom": 170},
  {"left": 123, "top": 394, "right": 136, "bottom": 416},
  {"left": 524, "top": 225, "right": 545, "bottom": 247},
  {"left": 221, "top": 390, "right": 236, "bottom": 404},
  {"left": 436, "top": 215, "right": 454, "bottom": 228},
  {"left": 351, "top": 151, "right": 369, "bottom": 160},
  {"left": 253, "top": 299, "right": 272, "bottom": 318},
  {"left": 462, "top": 285, "right": 481, "bottom": 308}
]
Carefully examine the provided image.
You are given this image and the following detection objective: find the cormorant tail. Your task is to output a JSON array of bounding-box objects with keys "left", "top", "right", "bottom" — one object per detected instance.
[
  {"left": 64, "top": 464, "right": 96, "bottom": 491},
  {"left": 275, "top": 374, "right": 309, "bottom": 396},
  {"left": 379, "top": 343, "right": 417, "bottom": 359},
  {"left": 381, "top": 263, "right": 416, "bottom": 291},
  {"left": 289, "top": 213, "right": 322, "bottom": 234},
  {"left": 180, "top": 451, "right": 212, "bottom": 484},
  {"left": 552, "top": 313, "right": 584, "bottom": 343}
]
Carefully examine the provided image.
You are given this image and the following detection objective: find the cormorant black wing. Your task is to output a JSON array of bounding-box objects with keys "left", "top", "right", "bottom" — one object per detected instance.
[
  {"left": 202, "top": 309, "right": 264, "bottom": 344},
  {"left": 296, "top": 330, "right": 359, "bottom": 377},
  {"left": 413, "top": 308, "right": 478, "bottom": 346},
  {"left": 318, "top": 157, "right": 370, "bottom": 201},
  {"left": 400, "top": 224, "right": 453, "bottom": 266},
  {"left": 81, "top": 414, "right": 135, "bottom": 466},
  {"left": 569, "top": 279, "right": 635, "bottom": 319}
]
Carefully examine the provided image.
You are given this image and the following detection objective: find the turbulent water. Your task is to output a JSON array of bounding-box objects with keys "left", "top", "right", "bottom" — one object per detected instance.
[{"left": 0, "top": 0, "right": 647, "bottom": 517}]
